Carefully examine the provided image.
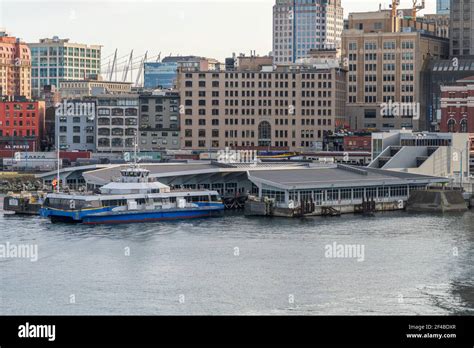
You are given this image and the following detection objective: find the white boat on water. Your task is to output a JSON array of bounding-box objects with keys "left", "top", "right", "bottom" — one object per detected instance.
[{"left": 40, "top": 164, "right": 224, "bottom": 225}]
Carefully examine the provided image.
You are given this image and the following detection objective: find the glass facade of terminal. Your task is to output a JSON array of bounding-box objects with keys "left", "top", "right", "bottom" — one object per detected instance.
[{"left": 262, "top": 184, "right": 428, "bottom": 206}]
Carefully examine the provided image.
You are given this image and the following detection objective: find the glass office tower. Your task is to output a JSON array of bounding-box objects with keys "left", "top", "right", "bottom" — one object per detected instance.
[{"left": 273, "top": 0, "right": 343, "bottom": 64}]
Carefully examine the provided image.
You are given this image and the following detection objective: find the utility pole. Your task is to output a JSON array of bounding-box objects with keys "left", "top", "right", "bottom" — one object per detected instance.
[{"left": 57, "top": 134, "right": 60, "bottom": 193}]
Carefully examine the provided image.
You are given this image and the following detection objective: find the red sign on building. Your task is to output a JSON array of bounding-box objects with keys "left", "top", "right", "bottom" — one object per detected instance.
[{"left": 343, "top": 135, "right": 372, "bottom": 152}]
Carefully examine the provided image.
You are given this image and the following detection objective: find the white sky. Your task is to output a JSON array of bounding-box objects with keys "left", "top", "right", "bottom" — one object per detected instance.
[{"left": 1, "top": 0, "right": 437, "bottom": 65}]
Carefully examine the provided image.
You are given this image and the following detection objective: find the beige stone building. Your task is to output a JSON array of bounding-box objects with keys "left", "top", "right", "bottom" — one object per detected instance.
[
  {"left": 420, "top": 14, "right": 450, "bottom": 39},
  {"left": 342, "top": 10, "right": 449, "bottom": 132},
  {"left": 177, "top": 56, "right": 346, "bottom": 151},
  {"left": 0, "top": 31, "right": 31, "bottom": 99},
  {"left": 59, "top": 76, "right": 132, "bottom": 99}
]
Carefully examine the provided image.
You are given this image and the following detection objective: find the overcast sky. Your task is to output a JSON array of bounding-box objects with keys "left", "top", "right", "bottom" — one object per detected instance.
[{"left": 1, "top": 0, "right": 437, "bottom": 66}]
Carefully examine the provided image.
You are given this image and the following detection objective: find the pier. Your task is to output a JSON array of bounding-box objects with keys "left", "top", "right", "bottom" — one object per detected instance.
[{"left": 244, "top": 164, "right": 450, "bottom": 218}]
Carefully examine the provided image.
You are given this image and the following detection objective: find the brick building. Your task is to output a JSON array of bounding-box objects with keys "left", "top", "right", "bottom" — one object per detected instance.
[
  {"left": 440, "top": 76, "right": 474, "bottom": 133},
  {"left": 0, "top": 31, "right": 31, "bottom": 99},
  {"left": 0, "top": 99, "right": 46, "bottom": 151}
]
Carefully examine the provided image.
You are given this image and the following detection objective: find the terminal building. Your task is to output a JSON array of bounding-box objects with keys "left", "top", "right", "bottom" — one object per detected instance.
[{"left": 37, "top": 161, "right": 448, "bottom": 215}]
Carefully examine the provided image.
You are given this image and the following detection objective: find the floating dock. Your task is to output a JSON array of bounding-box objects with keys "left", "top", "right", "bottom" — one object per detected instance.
[{"left": 3, "top": 192, "right": 46, "bottom": 215}]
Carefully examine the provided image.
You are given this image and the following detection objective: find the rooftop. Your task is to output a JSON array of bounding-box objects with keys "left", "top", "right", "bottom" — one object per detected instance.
[
  {"left": 248, "top": 165, "right": 449, "bottom": 190},
  {"left": 37, "top": 162, "right": 449, "bottom": 190}
]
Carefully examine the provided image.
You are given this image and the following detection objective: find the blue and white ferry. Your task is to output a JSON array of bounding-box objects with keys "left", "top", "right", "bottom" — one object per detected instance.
[{"left": 40, "top": 165, "right": 224, "bottom": 225}]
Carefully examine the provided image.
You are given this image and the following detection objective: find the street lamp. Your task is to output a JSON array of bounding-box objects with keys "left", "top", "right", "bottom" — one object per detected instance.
[{"left": 10, "top": 129, "right": 16, "bottom": 172}]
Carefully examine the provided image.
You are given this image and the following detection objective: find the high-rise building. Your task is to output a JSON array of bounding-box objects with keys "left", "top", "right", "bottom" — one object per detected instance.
[
  {"left": 342, "top": 10, "right": 449, "bottom": 131},
  {"left": 177, "top": 56, "right": 346, "bottom": 151},
  {"left": 450, "top": 0, "right": 474, "bottom": 56},
  {"left": 273, "top": 0, "right": 344, "bottom": 64},
  {"left": 28, "top": 37, "right": 101, "bottom": 97},
  {"left": 0, "top": 31, "right": 31, "bottom": 99},
  {"left": 437, "top": 0, "right": 450, "bottom": 15}
]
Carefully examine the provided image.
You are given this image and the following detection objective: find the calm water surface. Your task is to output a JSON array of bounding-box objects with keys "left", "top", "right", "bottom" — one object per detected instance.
[{"left": 0, "top": 197, "right": 473, "bottom": 315}]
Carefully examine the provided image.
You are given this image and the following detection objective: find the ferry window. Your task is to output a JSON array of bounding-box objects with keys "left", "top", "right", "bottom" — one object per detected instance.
[
  {"left": 211, "top": 195, "right": 221, "bottom": 202},
  {"left": 136, "top": 199, "right": 146, "bottom": 205},
  {"left": 90, "top": 201, "right": 101, "bottom": 208},
  {"left": 192, "top": 196, "right": 208, "bottom": 202}
]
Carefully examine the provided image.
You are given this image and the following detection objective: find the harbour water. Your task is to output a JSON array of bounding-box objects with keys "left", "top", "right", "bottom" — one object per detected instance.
[{"left": 1, "top": 197, "right": 473, "bottom": 315}]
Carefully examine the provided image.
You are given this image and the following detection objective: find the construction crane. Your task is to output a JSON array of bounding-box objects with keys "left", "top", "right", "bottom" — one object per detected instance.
[
  {"left": 412, "top": 0, "right": 425, "bottom": 21},
  {"left": 389, "top": 0, "right": 400, "bottom": 32},
  {"left": 390, "top": 0, "right": 400, "bottom": 19}
]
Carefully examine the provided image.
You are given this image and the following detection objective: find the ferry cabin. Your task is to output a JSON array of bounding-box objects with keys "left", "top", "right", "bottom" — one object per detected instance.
[{"left": 43, "top": 191, "right": 223, "bottom": 212}]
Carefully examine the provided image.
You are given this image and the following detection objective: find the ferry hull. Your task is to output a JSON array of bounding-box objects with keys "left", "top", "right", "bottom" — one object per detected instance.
[
  {"left": 83, "top": 208, "right": 222, "bottom": 225},
  {"left": 40, "top": 204, "right": 224, "bottom": 225}
]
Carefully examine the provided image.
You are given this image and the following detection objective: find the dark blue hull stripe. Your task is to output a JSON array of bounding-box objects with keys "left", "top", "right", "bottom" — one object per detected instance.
[{"left": 40, "top": 204, "right": 225, "bottom": 224}]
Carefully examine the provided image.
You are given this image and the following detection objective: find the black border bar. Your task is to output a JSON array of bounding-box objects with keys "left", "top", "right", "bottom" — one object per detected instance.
[{"left": 0, "top": 316, "right": 473, "bottom": 346}]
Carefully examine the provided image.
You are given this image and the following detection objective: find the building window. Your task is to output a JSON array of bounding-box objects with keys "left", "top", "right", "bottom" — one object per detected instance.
[
  {"left": 460, "top": 119, "right": 468, "bottom": 133},
  {"left": 258, "top": 121, "right": 271, "bottom": 146},
  {"left": 448, "top": 119, "right": 456, "bottom": 133}
]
